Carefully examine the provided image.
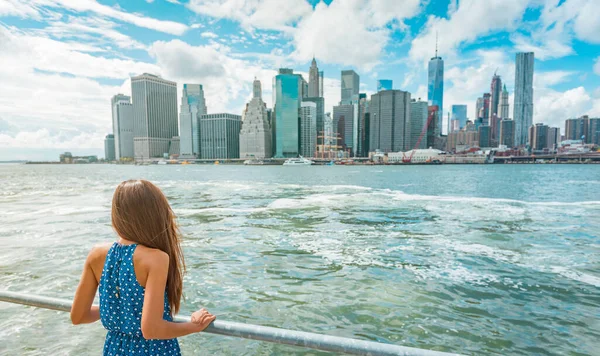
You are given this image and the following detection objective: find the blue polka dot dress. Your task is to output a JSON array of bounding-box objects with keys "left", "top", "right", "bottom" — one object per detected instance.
[{"left": 99, "top": 243, "right": 181, "bottom": 355}]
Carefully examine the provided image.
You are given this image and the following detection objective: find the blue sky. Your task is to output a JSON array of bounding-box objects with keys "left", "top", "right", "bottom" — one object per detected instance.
[{"left": 1, "top": 0, "right": 599, "bottom": 160}]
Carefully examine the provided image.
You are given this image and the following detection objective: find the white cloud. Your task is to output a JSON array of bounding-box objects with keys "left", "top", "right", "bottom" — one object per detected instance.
[
  {"left": 166, "top": 0, "right": 181, "bottom": 4},
  {"left": 148, "top": 39, "right": 276, "bottom": 113},
  {"left": 534, "top": 87, "right": 592, "bottom": 128},
  {"left": 41, "top": 16, "right": 146, "bottom": 50},
  {"left": 0, "top": 25, "right": 158, "bottom": 79},
  {"left": 594, "top": 57, "right": 600, "bottom": 76},
  {"left": 293, "top": 0, "right": 421, "bottom": 69},
  {"left": 17, "top": 0, "right": 188, "bottom": 35},
  {"left": 410, "top": 0, "right": 531, "bottom": 62},
  {"left": 187, "top": 0, "right": 312, "bottom": 32},
  {"left": 0, "top": 0, "right": 43, "bottom": 19},
  {"left": 200, "top": 31, "right": 218, "bottom": 39}
]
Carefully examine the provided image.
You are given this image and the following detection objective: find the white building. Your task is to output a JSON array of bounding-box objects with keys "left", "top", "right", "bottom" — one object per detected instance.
[
  {"left": 388, "top": 148, "right": 443, "bottom": 164},
  {"left": 131, "top": 73, "right": 178, "bottom": 160},
  {"left": 299, "top": 102, "right": 317, "bottom": 157},
  {"left": 240, "top": 79, "right": 272, "bottom": 159},
  {"left": 111, "top": 94, "right": 134, "bottom": 160},
  {"left": 179, "top": 84, "right": 207, "bottom": 158}
]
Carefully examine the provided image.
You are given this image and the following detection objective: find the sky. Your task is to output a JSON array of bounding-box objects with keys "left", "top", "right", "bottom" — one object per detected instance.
[{"left": 0, "top": 0, "right": 599, "bottom": 161}]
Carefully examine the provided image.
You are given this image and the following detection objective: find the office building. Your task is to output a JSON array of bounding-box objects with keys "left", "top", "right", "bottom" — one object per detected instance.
[
  {"left": 299, "top": 102, "right": 317, "bottom": 157},
  {"left": 499, "top": 119, "right": 515, "bottom": 148},
  {"left": 179, "top": 84, "right": 207, "bottom": 158},
  {"left": 377, "top": 79, "right": 393, "bottom": 92},
  {"left": 318, "top": 71, "right": 324, "bottom": 97},
  {"left": 478, "top": 125, "right": 491, "bottom": 147},
  {"left": 357, "top": 93, "right": 369, "bottom": 156},
  {"left": 199, "top": 113, "right": 241, "bottom": 159},
  {"left": 446, "top": 129, "right": 479, "bottom": 152},
  {"left": 411, "top": 99, "right": 429, "bottom": 149},
  {"left": 303, "top": 97, "right": 325, "bottom": 139},
  {"left": 490, "top": 74, "right": 502, "bottom": 119},
  {"left": 490, "top": 115, "right": 502, "bottom": 144},
  {"left": 475, "top": 97, "right": 484, "bottom": 120},
  {"left": 530, "top": 123, "right": 549, "bottom": 151},
  {"left": 451, "top": 105, "right": 467, "bottom": 131},
  {"left": 369, "top": 90, "right": 411, "bottom": 152},
  {"left": 104, "top": 134, "right": 115, "bottom": 161},
  {"left": 513, "top": 52, "right": 535, "bottom": 146},
  {"left": 308, "top": 57, "right": 320, "bottom": 98},
  {"left": 500, "top": 84, "right": 509, "bottom": 119},
  {"left": 111, "top": 94, "right": 134, "bottom": 160},
  {"left": 589, "top": 118, "right": 600, "bottom": 144},
  {"left": 333, "top": 104, "right": 354, "bottom": 152},
  {"left": 131, "top": 73, "right": 178, "bottom": 160},
  {"left": 565, "top": 117, "right": 588, "bottom": 141},
  {"left": 273, "top": 70, "right": 301, "bottom": 158},
  {"left": 427, "top": 105, "right": 439, "bottom": 148},
  {"left": 240, "top": 78, "right": 272, "bottom": 159},
  {"left": 428, "top": 48, "right": 444, "bottom": 136},
  {"left": 547, "top": 127, "right": 560, "bottom": 151},
  {"left": 341, "top": 70, "right": 359, "bottom": 105},
  {"left": 168, "top": 136, "right": 179, "bottom": 157},
  {"left": 481, "top": 93, "right": 491, "bottom": 125}
]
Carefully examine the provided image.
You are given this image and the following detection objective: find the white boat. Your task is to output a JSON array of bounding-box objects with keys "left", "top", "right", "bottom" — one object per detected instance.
[{"left": 283, "top": 156, "right": 314, "bottom": 166}]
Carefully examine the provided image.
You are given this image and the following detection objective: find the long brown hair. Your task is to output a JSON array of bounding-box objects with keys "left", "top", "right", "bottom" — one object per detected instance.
[{"left": 111, "top": 179, "right": 185, "bottom": 314}]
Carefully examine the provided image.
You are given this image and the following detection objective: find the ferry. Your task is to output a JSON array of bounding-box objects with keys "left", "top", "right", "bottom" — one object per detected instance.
[{"left": 283, "top": 156, "right": 314, "bottom": 166}]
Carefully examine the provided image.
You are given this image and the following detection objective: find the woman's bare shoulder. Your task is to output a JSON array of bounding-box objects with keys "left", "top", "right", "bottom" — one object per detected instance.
[{"left": 135, "top": 245, "right": 169, "bottom": 268}]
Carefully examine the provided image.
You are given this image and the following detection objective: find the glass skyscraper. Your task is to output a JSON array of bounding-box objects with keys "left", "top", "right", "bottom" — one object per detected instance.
[
  {"left": 341, "top": 70, "right": 359, "bottom": 105},
  {"left": 513, "top": 52, "right": 534, "bottom": 146},
  {"left": 451, "top": 105, "right": 467, "bottom": 131},
  {"left": 179, "top": 84, "right": 207, "bottom": 158},
  {"left": 369, "top": 90, "right": 412, "bottom": 153},
  {"left": 428, "top": 55, "right": 444, "bottom": 136},
  {"left": 274, "top": 71, "right": 301, "bottom": 158},
  {"left": 489, "top": 74, "right": 502, "bottom": 119},
  {"left": 377, "top": 79, "right": 393, "bottom": 92}
]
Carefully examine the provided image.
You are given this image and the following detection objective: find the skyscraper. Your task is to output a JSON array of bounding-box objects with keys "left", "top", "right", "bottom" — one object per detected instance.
[
  {"left": 475, "top": 97, "right": 484, "bottom": 119},
  {"left": 500, "top": 84, "right": 509, "bottom": 119},
  {"left": 428, "top": 47, "right": 444, "bottom": 136},
  {"left": 490, "top": 74, "right": 502, "bottom": 119},
  {"left": 303, "top": 97, "right": 325, "bottom": 139},
  {"left": 410, "top": 99, "right": 429, "bottom": 149},
  {"left": 341, "top": 70, "right": 359, "bottom": 105},
  {"left": 499, "top": 119, "right": 515, "bottom": 147},
  {"left": 451, "top": 105, "right": 467, "bottom": 131},
  {"left": 104, "top": 134, "right": 115, "bottom": 161},
  {"left": 131, "top": 73, "right": 178, "bottom": 160},
  {"left": 111, "top": 94, "right": 134, "bottom": 160},
  {"left": 333, "top": 104, "right": 354, "bottom": 152},
  {"left": 199, "top": 113, "right": 241, "bottom": 159},
  {"left": 273, "top": 70, "right": 301, "bottom": 158},
  {"left": 513, "top": 52, "right": 534, "bottom": 146},
  {"left": 565, "top": 117, "right": 588, "bottom": 141},
  {"left": 377, "top": 79, "right": 393, "bottom": 92},
  {"left": 589, "top": 118, "right": 600, "bottom": 144},
  {"left": 530, "top": 123, "right": 549, "bottom": 151},
  {"left": 478, "top": 125, "right": 491, "bottom": 147},
  {"left": 357, "top": 93, "right": 369, "bottom": 156},
  {"left": 481, "top": 93, "right": 491, "bottom": 125},
  {"left": 308, "top": 57, "right": 319, "bottom": 98},
  {"left": 547, "top": 127, "right": 560, "bottom": 151},
  {"left": 318, "top": 71, "right": 324, "bottom": 97},
  {"left": 369, "top": 90, "right": 411, "bottom": 152},
  {"left": 179, "top": 84, "right": 207, "bottom": 158},
  {"left": 299, "top": 102, "right": 317, "bottom": 157},
  {"left": 240, "top": 79, "right": 272, "bottom": 159}
]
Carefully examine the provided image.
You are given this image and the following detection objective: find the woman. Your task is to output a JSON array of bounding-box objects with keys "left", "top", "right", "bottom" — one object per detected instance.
[{"left": 71, "top": 179, "right": 215, "bottom": 355}]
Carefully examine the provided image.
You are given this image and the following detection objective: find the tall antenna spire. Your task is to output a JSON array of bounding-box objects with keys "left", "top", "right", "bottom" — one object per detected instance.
[{"left": 435, "top": 31, "right": 438, "bottom": 57}]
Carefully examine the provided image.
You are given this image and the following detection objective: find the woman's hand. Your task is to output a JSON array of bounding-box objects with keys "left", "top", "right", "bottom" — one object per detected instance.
[{"left": 190, "top": 308, "right": 216, "bottom": 332}]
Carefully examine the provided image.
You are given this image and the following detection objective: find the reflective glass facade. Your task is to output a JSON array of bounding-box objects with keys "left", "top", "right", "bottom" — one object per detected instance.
[
  {"left": 451, "top": 105, "right": 467, "bottom": 131},
  {"left": 274, "top": 74, "right": 300, "bottom": 158},
  {"left": 427, "top": 57, "right": 444, "bottom": 136}
]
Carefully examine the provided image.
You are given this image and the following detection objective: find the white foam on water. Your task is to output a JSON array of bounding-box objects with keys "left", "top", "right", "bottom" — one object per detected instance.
[
  {"left": 549, "top": 266, "right": 600, "bottom": 288},
  {"left": 175, "top": 207, "right": 267, "bottom": 216}
]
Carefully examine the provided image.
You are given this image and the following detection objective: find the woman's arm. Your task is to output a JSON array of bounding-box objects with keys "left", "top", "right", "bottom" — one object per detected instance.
[
  {"left": 71, "top": 246, "right": 103, "bottom": 325},
  {"left": 140, "top": 250, "right": 215, "bottom": 340}
]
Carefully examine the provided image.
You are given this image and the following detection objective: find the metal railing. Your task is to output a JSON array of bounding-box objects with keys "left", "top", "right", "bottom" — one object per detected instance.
[{"left": 0, "top": 291, "right": 461, "bottom": 356}]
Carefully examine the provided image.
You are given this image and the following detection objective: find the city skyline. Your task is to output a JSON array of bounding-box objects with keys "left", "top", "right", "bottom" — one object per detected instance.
[{"left": 1, "top": 0, "right": 599, "bottom": 161}]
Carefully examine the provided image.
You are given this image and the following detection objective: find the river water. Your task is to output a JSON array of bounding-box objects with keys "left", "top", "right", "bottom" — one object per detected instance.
[{"left": 1, "top": 164, "right": 599, "bottom": 355}]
